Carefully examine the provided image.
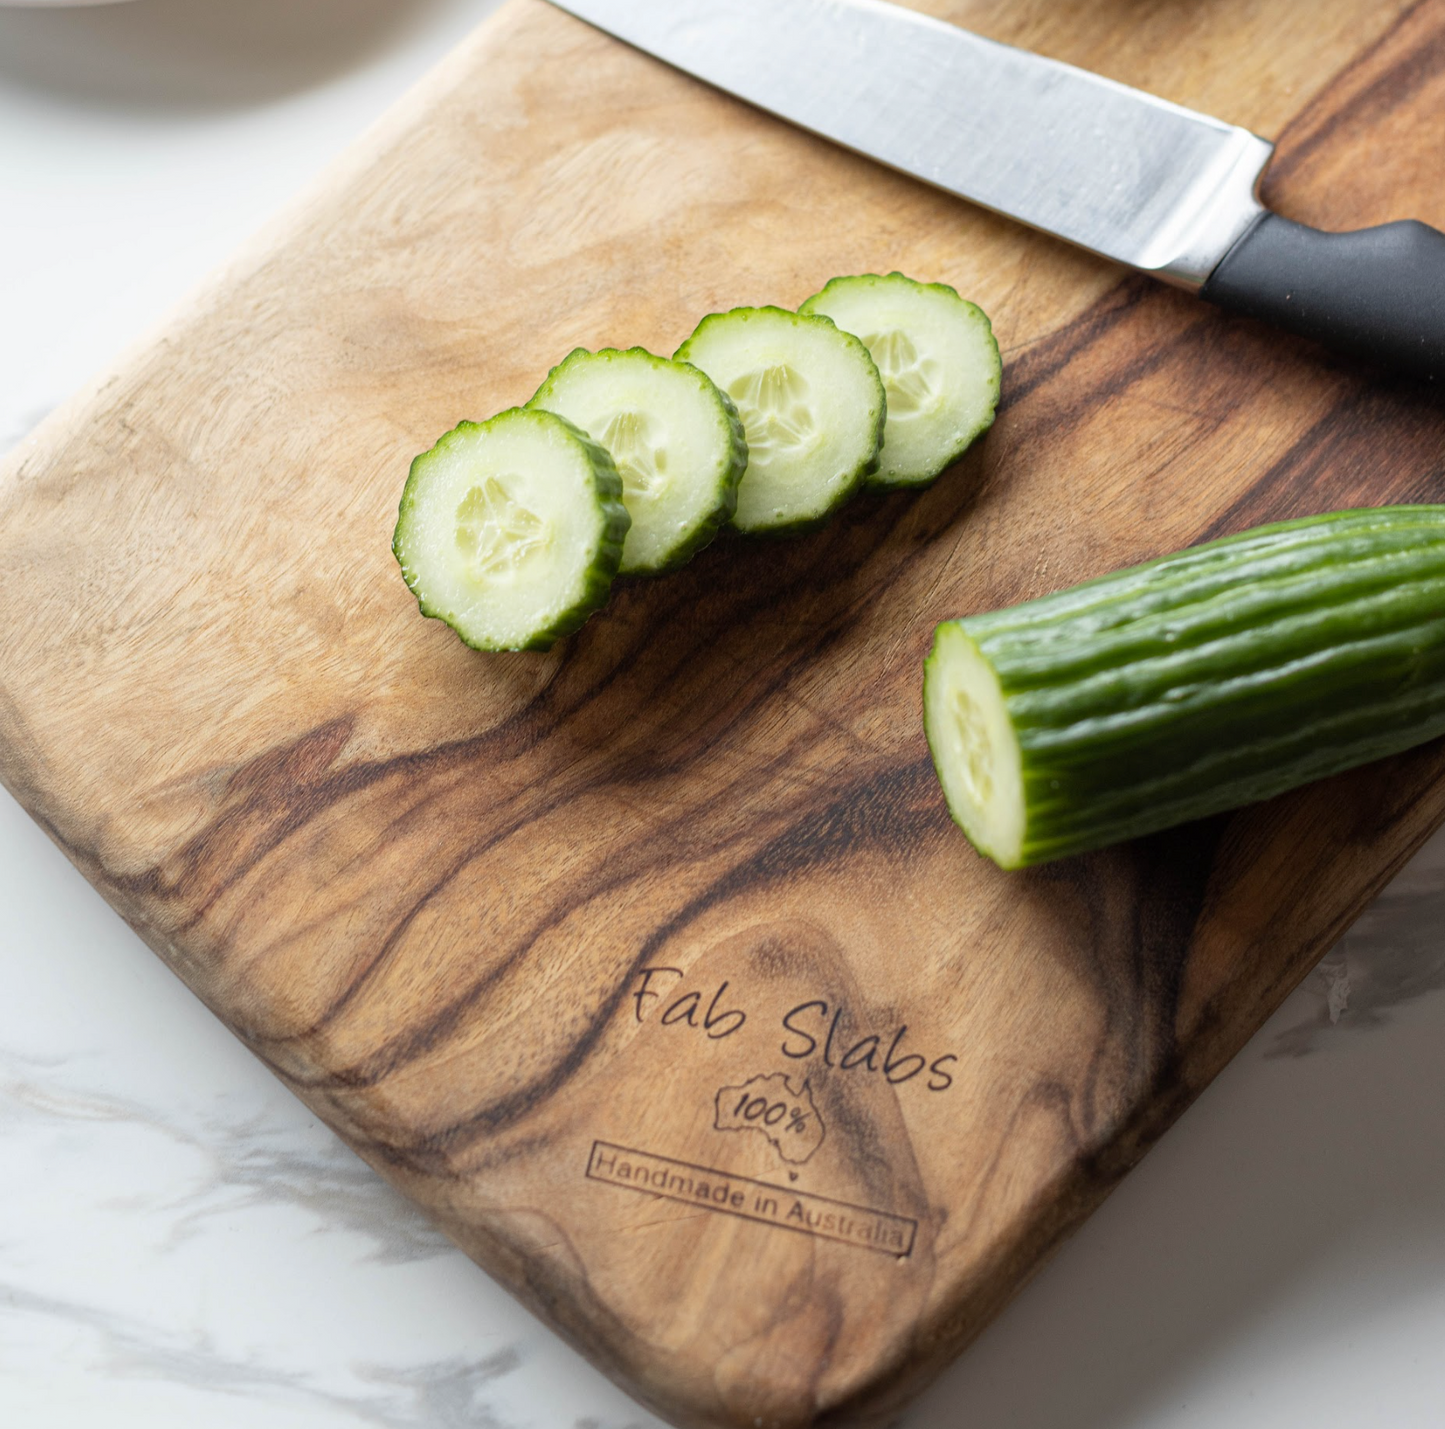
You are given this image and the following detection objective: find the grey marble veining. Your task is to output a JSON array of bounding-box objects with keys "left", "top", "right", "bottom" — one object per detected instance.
[
  {"left": 0, "top": 1016, "right": 664, "bottom": 1428},
  {"left": 2, "top": 1280, "right": 517, "bottom": 1429},
  {"left": 1, "top": 1046, "right": 453, "bottom": 1265},
  {"left": 1270, "top": 827, "right": 1445, "bottom": 1058}
]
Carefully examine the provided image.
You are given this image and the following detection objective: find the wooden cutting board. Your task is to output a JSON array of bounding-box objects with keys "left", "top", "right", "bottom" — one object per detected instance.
[{"left": 3, "top": 1, "right": 1444, "bottom": 1424}]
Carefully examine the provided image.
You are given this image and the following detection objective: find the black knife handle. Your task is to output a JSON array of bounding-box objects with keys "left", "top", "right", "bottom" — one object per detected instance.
[{"left": 1199, "top": 213, "right": 1445, "bottom": 382}]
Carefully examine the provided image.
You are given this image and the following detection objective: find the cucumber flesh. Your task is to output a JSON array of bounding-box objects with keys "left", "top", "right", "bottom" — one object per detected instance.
[
  {"left": 924, "top": 622, "right": 1027, "bottom": 867},
  {"left": 392, "top": 408, "right": 628, "bottom": 652},
  {"left": 528, "top": 347, "right": 747, "bottom": 576},
  {"left": 676, "top": 306, "right": 885, "bottom": 534},
  {"left": 801, "top": 273, "right": 1000, "bottom": 489},
  {"left": 925, "top": 506, "right": 1445, "bottom": 869}
]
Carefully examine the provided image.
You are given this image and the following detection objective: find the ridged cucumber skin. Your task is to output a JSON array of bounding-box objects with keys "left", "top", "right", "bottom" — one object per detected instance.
[
  {"left": 800, "top": 273, "right": 1002, "bottom": 490},
  {"left": 675, "top": 306, "right": 886, "bottom": 537},
  {"left": 527, "top": 347, "right": 748, "bottom": 577},
  {"left": 392, "top": 409, "right": 629, "bottom": 654},
  {"left": 926, "top": 506, "right": 1445, "bottom": 868}
]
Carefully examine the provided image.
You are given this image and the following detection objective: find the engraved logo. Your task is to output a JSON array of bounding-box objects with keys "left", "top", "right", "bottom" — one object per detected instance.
[{"left": 714, "top": 1073, "right": 824, "bottom": 1165}]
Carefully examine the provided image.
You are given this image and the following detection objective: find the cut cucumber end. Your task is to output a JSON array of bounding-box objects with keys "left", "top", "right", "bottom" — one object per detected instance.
[
  {"left": 926, "top": 506, "right": 1445, "bottom": 870},
  {"left": 800, "top": 273, "right": 1001, "bottom": 490},
  {"left": 924, "top": 621, "right": 1026, "bottom": 869},
  {"left": 676, "top": 305, "right": 885, "bottom": 534},
  {"left": 392, "top": 408, "right": 628, "bottom": 652},
  {"left": 528, "top": 347, "right": 746, "bottom": 576}
]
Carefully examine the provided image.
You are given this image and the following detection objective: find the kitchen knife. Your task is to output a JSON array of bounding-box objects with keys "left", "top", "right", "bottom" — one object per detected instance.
[{"left": 546, "top": 0, "right": 1445, "bottom": 382}]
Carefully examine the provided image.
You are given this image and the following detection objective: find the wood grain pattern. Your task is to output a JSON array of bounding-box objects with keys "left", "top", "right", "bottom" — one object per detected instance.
[{"left": 2, "top": 2, "right": 1444, "bottom": 1424}]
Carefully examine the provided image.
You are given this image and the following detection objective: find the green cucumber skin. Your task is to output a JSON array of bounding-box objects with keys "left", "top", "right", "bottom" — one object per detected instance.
[
  {"left": 676, "top": 306, "right": 886, "bottom": 537},
  {"left": 800, "top": 272, "right": 1002, "bottom": 490},
  {"left": 392, "top": 410, "right": 629, "bottom": 653},
  {"left": 929, "top": 506, "right": 1445, "bottom": 867},
  {"left": 527, "top": 346, "right": 748, "bottom": 576}
]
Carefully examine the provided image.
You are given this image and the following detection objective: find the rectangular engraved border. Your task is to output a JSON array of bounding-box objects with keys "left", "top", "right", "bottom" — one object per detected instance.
[{"left": 586, "top": 1141, "right": 917, "bottom": 1257}]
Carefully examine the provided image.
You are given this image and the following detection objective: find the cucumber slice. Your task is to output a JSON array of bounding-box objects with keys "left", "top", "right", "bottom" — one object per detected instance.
[
  {"left": 528, "top": 347, "right": 747, "bottom": 576},
  {"left": 675, "top": 306, "right": 885, "bottom": 534},
  {"left": 392, "top": 408, "right": 628, "bottom": 652},
  {"left": 925, "top": 506, "right": 1445, "bottom": 869},
  {"left": 800, "top": 273, "right": 1001, "bottom": 489}
]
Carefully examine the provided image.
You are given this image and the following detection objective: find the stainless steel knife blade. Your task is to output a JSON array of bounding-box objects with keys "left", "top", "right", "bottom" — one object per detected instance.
[
  {"left": 544, "top": 0, "right": 1274, "bottom": 289},
  {"left": 544, "top": 0, "right": 1445, "bottom": 379}
]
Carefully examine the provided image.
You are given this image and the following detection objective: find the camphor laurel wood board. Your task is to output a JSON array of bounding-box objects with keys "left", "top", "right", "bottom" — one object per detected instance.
[{"left": 3, "top": 0, "right": 1445, "bottom": 1423}]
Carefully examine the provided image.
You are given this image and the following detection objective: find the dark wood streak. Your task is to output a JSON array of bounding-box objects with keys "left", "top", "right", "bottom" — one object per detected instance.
[
  {"left": 1198, "top": 380, "right": 1445, "bottom": 543},
  {"left": 1264, "top": 0, "right": 1445, "bottom": 194},
  {"left": 360, "top": 761, "right": 947, "bottom": 1169}
]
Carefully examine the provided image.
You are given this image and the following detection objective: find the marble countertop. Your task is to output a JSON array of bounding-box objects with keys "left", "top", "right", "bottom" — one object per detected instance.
[{"left": 2, "top": 3, "right": 1443, "bottom": 1425}]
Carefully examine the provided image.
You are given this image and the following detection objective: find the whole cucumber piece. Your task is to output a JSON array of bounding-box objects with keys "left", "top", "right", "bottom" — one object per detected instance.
[{"left": 924, "top": 506, "right": 1445, "bottom": 868}]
